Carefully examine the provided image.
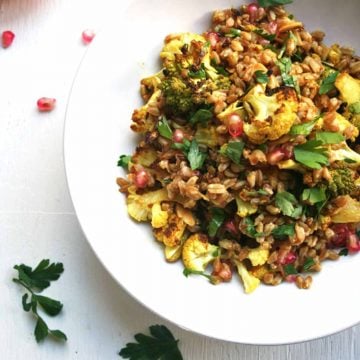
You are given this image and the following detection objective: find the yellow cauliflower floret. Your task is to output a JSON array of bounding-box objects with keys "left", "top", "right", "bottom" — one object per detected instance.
[
  {"left": 236, "top": 197, "right": 258, "bottom": 218},
  {"left": 153, "top": 213, "right": 186, "bottom": 247},
  {"left": 131, "top": 147, "right": 158, "bottom": 167},
  {"left": 247, "top": 248, "right": 270, "bottom": 266},
  {"left": 330, "top": 195, "right": 360, "bottom": 223},
  {"left": 164, "top": 243, "right": 184, "bottom": 262},
  {"left": 216, "top": 101, "right": 247, "bottom": 123},
  {"left": 250, "top": 265, "right": 269, "bottom": 280},
  {"left": 182, "top": 234, "right": 219, "bottom": 271},
  {"left": 335, "top": 73, "right": 360, "bottom": 105},
  {"left": 151, "top": 203, "right": 168, "bottom": 228},
  {"left": 243, "top": 84, "right": 298, "bottom": 144},
  {"left": 127, "top": 188, "right": 169, "bottom": 222},
  {"left": 234, "top": 260, "right": 260, "bottom": 294}
]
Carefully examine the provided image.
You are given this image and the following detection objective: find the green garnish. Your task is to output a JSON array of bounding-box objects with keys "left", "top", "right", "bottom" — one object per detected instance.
[
  {"left": 117, "top": 155, "right": 131, "bottom": 168},
  {"left": 254, "top": 70, "right": 269, "bottom": 84},
  {"left": 183, "top": 268, "right": 214, "bottom": 281},
  {"left": 225, "top": 28, "right": 241, "bottom": 38},
  {"left": 119, "top": 325, "right": 183, "bottom": 360},
  {"left": 289, "top": 115, "right": 321, "bottom": 136},
  {"left": 315, "top": 131, "right": 344, "bottom": 144},
  {"left": 283, "top": 264, "right": 297, "bottom": 276},
  {"left": 189, "top": 108, "right": 213, "bottom": 125},
  {"left": 243, "top": 217, "right": 265, "bottom": 237},
  {"left": 277, "top": 57, "right": 299, "bottom": 91},
  {"left": 187, "top": 139, "right": 207, "bottom": 170},
  {"left": 272, "top": 223, "right": 295, "bottom": 239},
  {"left": 208, "top": 208, "right": 226, "bottom": 237},
  {"left": 339, "top": 248, "right": 349, "bottom": 256},
  {"left": 319, "top": 71, "right": 339, "bottom": 95},
  {"left": 210, "top": 60, "right": 229, "bottom": 76},
  {"left": 349, "top": 102, "right": 360, "bottom": 114},
  {"left": 253, "top": 29, "right": 276, "bottom": 42},
  {"left": 275, "top": 191, "right": 303, "bottom": 219},
  {"left": 301, "top": 187, "right": 327, "bottom": 205},
  {"left": 157, "top": 116, "right": 173, "bottom": 139},
  {"left": 258, "top": 0, "right": 293, "bottom": 7},
  {"left": 303, "top": 257, "right": 315, "bottom": 272},
  {"left": 188, "top": 63, "right": 206, "bottom": 79},
  {"left": 224, "top": 140, "right": 245, "bottom": 164},
  {"left": 294, "top": 140, "right": 329, "bottom": 169},
  {"left": 13, "top": 259, "right": 67, "bottom": 342}
]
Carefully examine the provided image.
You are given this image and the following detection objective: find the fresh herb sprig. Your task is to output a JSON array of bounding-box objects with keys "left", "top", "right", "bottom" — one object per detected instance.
[
  {"left": 319, "top": 71, "right": 339, "bottom": 95},
  {"left": 13, "top": 259, "right": 67, "bottom": 342},
  {"left": 119, "top": 325, "right": 183, "bottom": 360},
  {"left": 208, "top": 208, "right": 226, "bottom": 237},
  {"left": 258, "top": 0, "right": 293, "bottom": 7},
  {"left": 173, "top": 139, "right": 207, "bottom": 170},
  {"left": 275, "top": 191, "right": 303, "bottom": 219}
]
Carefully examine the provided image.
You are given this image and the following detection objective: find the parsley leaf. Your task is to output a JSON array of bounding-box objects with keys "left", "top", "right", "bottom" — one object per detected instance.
[
  {"left": 294, "top": 140, "right": 329, "bottom": 169},
  {"left": 277, "top": 57, "right": 299, "bottom": 92},
  {"left": 272, "top": 223, "right": 295, "bottom": 239},
  {"left": 303, "top": 257, "right": 315, "bottom": 272},
  {"left": 349, "top": 102, "right": 360, "bottom": 115},
  {"left": 283, "top": 264, "right": 297, "bottom": 276},
  {"left": 339, "top": 248, "right": 349, "bottom": 256},
  {"left": 315, "top": 131, "right": 344, "bottom": 144},
  {"left": 225, "top": 28, "right": 241, "bottom": 38},
  {"left": 253, "top": 29, "right": 276, "bottom": 42},
  {"left": 275, "top": 191, "right": 303, "bottom": 218},
  {"left": 258, "top": 0, "right": 293, "bottom": 7},
  {"left": 319, "top": 71, "right": 339, "bottom": 95},
  {"left": 224, "top": 140, "right": 244, "bottom": 164},
  {"left": 187, "top": 140, "right": 207, "bottom": 170},
  {"left": 289, "top": 115, "right": 321, "bottom": 136},
  {"left": 243, "top": 217, "right": 265, "bottom": 237},
  {"left": 189, "top": 108, "right": 213, "bottom": 125},
  {"left": 183, "top": 268, "right": 214, "bottom": 281},
  {"left": 117, "top": 155, "right": 131, "bottom": 169},
  {"left": 254, "top": 70, "right": 269, "bottom": 84},
  {"left": 157, "top": 117, "right": 173, "bottom": 139},
  {"left": 119, "top": 325, "right": 183, "bottom": 360},
  {"left": 13, "top": 259, "right": 67, "bottom": 343},
  {"left": 189, "top": 63, "right": 206, "bottom": 79},
  {"left": 208, "top": 208, "right": 225, "bottom": 237},
  {"left": 301, "top": 187, "right": 327, "bottom": 205}
]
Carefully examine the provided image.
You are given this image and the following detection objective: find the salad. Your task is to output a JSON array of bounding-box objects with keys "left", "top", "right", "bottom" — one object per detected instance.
[{"left": 117, "top": 1, "right": 360, "bottom": 293}]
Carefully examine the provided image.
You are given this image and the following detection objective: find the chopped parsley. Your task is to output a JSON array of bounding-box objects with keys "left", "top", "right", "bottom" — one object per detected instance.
[
  {"left": 254, "top": 70, "right": 269, "bottom": 84},
  {"left": 272, "top": 223, "right": 295, "bottom": 239},
  {"left": 303, "top": 257, "right": 315, "bottom": 272},
  {"left": 208, "top": 208, "right": 226, "bottom": 237},
  {"left": 243, "top": 217, "right": 265, "bottom": 237},
  {"left": 253, "top": 28, "right": 276, "bottom": 42},
  {"left": 339, "top": 248, "right": 349, "bottom": 256},
  {"left": 289, "top": 115, "right": 321, "bottom": 136},
  {"left": 183, "top": 268, "right": 214, "bottom": 282},
  {"left": 277, "top": 57, "right": 299, "bottom": 92},
  {"left": 315, "top": 131, "right": 344, "bottom": 144},
  {"left": 225, "top": 28, "right": 241, "bottom": 38},
  {"left": 173, "top": 139, "right": 207, "bottom": 170},
  {"left": 117, "top": 155, "right": 131, "bottom": 169},
  {"left": 258, "top": 0, "right": 293, "bottom": 7},
  {"left": 275, "top": 191, "right": 303, "bottom": 219},
  {"left": 188, "top": 63, "right": 207, "bottom": 79},
  {"left": 283, "top": 264, "right": 297, "bottom": 276},
  {"left": 157, "top": 116, "right": 173, "bottom": 139},
  {"left": 224, "top": 140, "right": 245, "bottom": 164},
  {"left": 319, "top": 71, "right": 339, "bottom": 95},
  {"left": 301, "top": 187, "right": 327, "bottom": 205},
  {"left": 294, "top": 140, "right": 329, "bottom": 169},
  {"left": 189, "top": 108, "right": 213, "bottom": 125}
]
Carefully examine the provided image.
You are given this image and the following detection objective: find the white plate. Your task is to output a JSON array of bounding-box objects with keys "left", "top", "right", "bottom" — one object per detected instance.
[{"left": 64, "top": 0, "right": 360, "bottom": 345}]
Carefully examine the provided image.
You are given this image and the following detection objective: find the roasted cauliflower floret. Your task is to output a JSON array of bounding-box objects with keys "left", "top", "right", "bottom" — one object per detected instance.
[
  {"left": 127, "top": 188, "right": 169, "bottom": 222},
  {"left": 153, "top": 212, "right": 186, "bottom": 247},
  {"left": 335, "top": 73, "right": 360, "bottom": 106},
  {"left": 182, "top": 233, "right": 219, "bottom": 271},
  {"left": 140, "top": 71, "right": 164, "bottom": 101},
  {"left": 234, "top": 260, "right": 260, "bottom": 294},
  {"left": 236, "top": 196, "right": 258, "bottom": 218},
  {"left": 329, "top": 141, "right": 360, "bottom": 168},
  {"left": 216, "top": 101, "right": 247, "bottom": 123},
  {"left": 247, "top": 248, "right": 270, "bottom": 266},
  {"left": 131, "top": 89, "right": 162, "bottom": 133},
  {"left": 330, "top": 195, "right": 360, "bottom": 223},
  {"left": 151, "top": 203, "right": 169, "bottom": 228},
  {"left": 242, "top": 84, "right": 298, "bottom": 144}
]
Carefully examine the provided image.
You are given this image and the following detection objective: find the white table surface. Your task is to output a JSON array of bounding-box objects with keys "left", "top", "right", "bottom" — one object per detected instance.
[{"left": 1, "top": 0, "right": 359, "bottom": 359}]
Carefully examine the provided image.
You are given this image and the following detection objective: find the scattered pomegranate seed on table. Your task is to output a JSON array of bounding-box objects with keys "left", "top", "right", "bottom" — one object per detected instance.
[
  {"left": 37, "top": 97, "right": 56, "bottom": 112},
  {"left": 2, "top": 30, "right": 15, "bottom": 48},
  {"left": 82, "top": 29, "right": 95, "bottom": 44}
]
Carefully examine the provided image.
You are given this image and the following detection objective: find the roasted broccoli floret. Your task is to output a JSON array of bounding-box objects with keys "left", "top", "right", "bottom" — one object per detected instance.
[
  {"left": 242, "top": 84, "right": 298, "bottom": 144},
  {"left": 160, "top": 76, "right": 198, "bottom": 115},
  {"left": 326, "top": 168, "right": 357, "bottom": 197}
]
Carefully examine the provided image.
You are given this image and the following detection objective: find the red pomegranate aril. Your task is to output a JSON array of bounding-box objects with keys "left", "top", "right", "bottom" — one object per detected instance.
[
  {"left": 172, "top": 129, "right": 184, "bottom": 143},
  {"left": 2, "top": 30, "right": 15, "bottom": 48},
  {"left": 227, "top": 113, "right": 244, "bottom": 137},
  {"left": 347, "top": 233, "right": 360, "bottom": 253},
  {"left": 37, "top": 97, "right": 56, "bottom": 112},
  {"left": 224, "top": 219, "right": 238, "bottom": 235},
  {"left": 281, "top": 252, "right": 296, "bottom": 265},
  {"left": 82, "top": 29, "right": 95, "bottom": 44},
  {"left": 331, "top": 224, "right": 352, "bottom": 248},
  {"left": 285, "top": 274, "right": 297, "bottom": 283},
  {"left": 207, "top": 31, "right": 220, "bottom": 49},
  {"left": 134, "top": 169, "right": 149, "bottom": 188},
  {"left": 246, "top": 3, "right": 259, "bottom": 22},
  {"left": 267, "top": 149, "right": 285, "bottom": 165}
]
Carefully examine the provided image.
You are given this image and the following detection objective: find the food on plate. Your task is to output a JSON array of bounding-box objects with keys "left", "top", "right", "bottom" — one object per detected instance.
[{"left": 117, "top": 1, "right": 360, "bottom": 293}]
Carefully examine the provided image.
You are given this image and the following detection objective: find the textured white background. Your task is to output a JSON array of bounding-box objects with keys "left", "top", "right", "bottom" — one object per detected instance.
[{"left": 0, "top": 0, "right": 359, "bottom": 359}]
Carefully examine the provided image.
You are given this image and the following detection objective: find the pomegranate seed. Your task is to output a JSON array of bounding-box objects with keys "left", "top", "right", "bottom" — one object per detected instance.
[
  {"left": 267, "top": 149, "right": 285, "bottom": 165},
  {"left": 207, "top": 31, "right": 220, "bottom": 49},
  {"left": 2, "top": 30, "right": 15, "bottom": 48},
  {"left": 224, "top": 219, "right": 238, "bottom": 235},
  {"left": 134, "top": 169, "right": 149, "bottom": 188},
  {"left": 285, "top": 274, "right": 297, "bottom": 283},
  {"left": 82, "top": 29, "right": 95, "bottom": 44},
  {"left": 347, "top": 233, "right": 360, "bottom": 253},
  {"left": 227, "top": 113, "right": 244, "bottom": 137},
  {"left": 280, "top": 143, "right": 294, "bottom": 159},
  {"left": 280, "top": 252, "right": 296, "bottom": 265},
  {"left": 246, "top": 3, "right": 259, "bottom": 22},
  {"left": 172, "top": 129, "right": 184, "bottom": 143},
  {"left": 37, "top": 97, "right": 56, "bottom": 112},
  {"left": 330, "top": 224, "right": 352, "bottom": 248}
]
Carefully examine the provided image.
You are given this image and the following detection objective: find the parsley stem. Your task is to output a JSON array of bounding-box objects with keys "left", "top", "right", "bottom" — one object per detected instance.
[{"left": 13, "top": 278, "right": 34, "bottom": 295}]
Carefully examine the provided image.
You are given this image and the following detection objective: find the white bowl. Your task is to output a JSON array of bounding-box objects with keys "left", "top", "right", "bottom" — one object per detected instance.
[{"left": 64, "top": 0, "right": 360, "bottom": 344}]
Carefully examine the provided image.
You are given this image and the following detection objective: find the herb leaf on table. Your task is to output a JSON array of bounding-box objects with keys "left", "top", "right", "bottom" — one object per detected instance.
[
  {"left": 13, "top": 259, "right": 67, "bottom": 342},
  {"left": 119, "top": 324, "right": 183, "bottom": 360}
]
